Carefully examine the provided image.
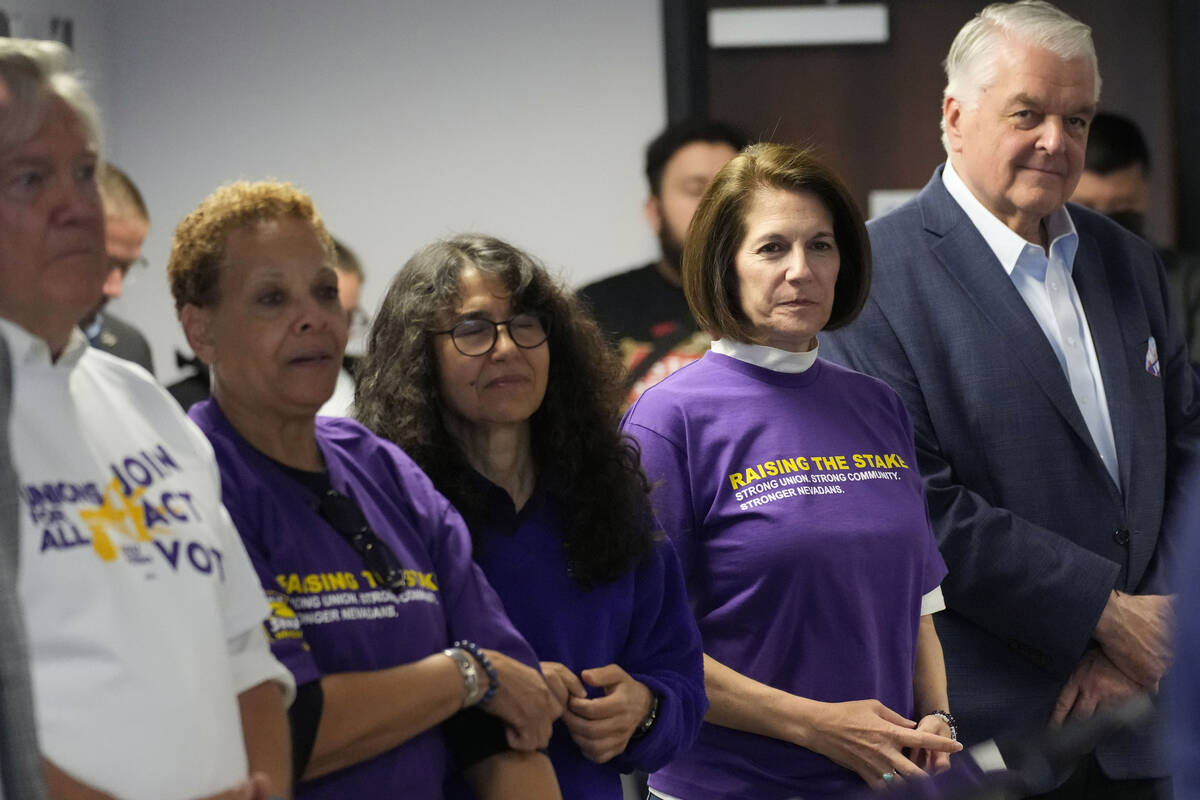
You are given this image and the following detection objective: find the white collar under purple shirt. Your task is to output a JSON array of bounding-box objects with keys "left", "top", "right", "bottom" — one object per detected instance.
[{"left": 942, "top": 160, "right": 1119, "bottom": 488}]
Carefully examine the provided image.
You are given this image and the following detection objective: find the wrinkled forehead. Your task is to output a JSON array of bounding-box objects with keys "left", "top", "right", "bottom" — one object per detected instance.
[{"left": 980, "top": 37, "right": 1098, "bottom": 104}]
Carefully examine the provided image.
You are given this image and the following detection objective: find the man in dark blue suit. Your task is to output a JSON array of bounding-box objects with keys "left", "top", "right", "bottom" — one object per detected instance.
[{"left": 822, "top": 2, "right": 1200, "bottom": 797}]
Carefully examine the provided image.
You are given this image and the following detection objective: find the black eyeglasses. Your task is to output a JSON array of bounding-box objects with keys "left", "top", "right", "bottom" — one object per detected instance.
[
  {"left": 315, "top": 488, "right": 406, "bottom": 594},
  {"left": 432, "top": 312, "right": 551, "bottom": 357}
]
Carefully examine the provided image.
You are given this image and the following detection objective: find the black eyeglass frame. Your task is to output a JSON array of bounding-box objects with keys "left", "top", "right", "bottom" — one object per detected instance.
[
  {"left": 431, "top": 312, "right": 552, "bottom": 357},
  {"left": 109, "top": 255, "right": 149, "bottom": 277},
  {"left": 315, "top": 488, "right": 408, "bottom": 594}
]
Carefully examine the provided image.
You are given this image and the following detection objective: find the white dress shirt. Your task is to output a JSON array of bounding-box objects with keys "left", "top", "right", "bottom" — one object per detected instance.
[{"left": 942, "top": 162, "right": 1120, "bottom": 488}]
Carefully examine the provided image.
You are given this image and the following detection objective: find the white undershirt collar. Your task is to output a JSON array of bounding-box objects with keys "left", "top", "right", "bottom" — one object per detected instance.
[{"left": 711, "top": 337, "right": 819, "bottom": 373}]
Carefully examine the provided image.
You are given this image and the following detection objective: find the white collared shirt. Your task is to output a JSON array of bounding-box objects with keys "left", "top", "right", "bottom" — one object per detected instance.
[{"left": 942, "top": 161, "right": 1119, "bottom": 488}]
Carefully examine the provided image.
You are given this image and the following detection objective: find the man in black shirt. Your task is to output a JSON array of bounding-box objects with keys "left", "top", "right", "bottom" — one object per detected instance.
[
  {"left": 1070, "top": 112, "right": 1200, "bottom": 369},
  {"left": 581, "top": 120, "right": 746, "bottom": 404}
]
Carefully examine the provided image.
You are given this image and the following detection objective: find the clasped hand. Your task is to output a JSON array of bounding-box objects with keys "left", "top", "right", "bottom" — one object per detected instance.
[
  {"left": 806, "top": 699, "right": 961, "bottom": 790},
  {"left": 1052, "top": 648, "right": 1141, "bottom": 726},
  {"left": 1094, "top": 591, "right": 1173, "bottom": 689},
  {"left": 541, "top": 661, "right": 653, "bottom": 764},
  {"left": 480, "top": 649, "right": 561, "bottom": 750}
]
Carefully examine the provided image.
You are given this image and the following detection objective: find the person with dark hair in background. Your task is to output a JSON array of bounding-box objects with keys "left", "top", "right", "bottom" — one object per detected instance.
[
  {"left": 317, "top": 237, "right": 366, "bottom": 417},
  {"left": 81, "top": 162, "right": 155, "bottom": 374},
  {"left": 1071, "top": 111, "right": 1200, "bottom": 367},
  {"left": 171, "top": 182, "right": 561, "bottom": 800},
  {"left": 0, "top": 38, "right": 293, "bottom": 800},
  {"left": 355, "top": 234, "right": 706, "bottom": 799},
  {"left": 822, "top": 2, "right": 1200, "bottom": 796},
  {"left": 1071, "top": 112, "right": 1150, "bottom": 232},
  {"left": 580, "top": 120, "right": 747, "bottom": 405},
  {"left": 624, "top": 142, "right": 960, "bottom": 799}
]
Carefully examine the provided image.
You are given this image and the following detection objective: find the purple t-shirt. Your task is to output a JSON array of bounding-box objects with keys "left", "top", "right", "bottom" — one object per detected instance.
[
  {"left": 455, "top": 479, "right": 705, "bottom": 798},
  {"left": 622, "top": 352, "right": 947, "bottom": 799},
  {"left": 190, "top": 399, "right": 538, "bottom": 800}
]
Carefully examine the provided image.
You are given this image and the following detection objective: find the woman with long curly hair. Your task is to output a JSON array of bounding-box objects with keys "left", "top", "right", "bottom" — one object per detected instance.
[{"left": 356, "top": 234, "right": 705, "bottom": 799}]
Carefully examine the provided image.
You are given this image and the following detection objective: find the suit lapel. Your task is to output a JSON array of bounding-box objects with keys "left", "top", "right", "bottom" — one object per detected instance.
[
  {"left": 918, "top": 177, "right": 1096, "bottom": 453},
  {"left": 1072, "top": 230, "right": 1134, "bottom": 499}
]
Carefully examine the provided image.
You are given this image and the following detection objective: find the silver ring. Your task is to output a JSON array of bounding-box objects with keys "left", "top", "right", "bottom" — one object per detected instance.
[{"left": 882, "top": 771, "right": 895, "bottom": 783}]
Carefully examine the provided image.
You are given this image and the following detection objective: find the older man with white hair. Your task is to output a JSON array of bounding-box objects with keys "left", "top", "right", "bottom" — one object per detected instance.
[
  {"left": 0, "top": 39, "right": 293, "bottom": 800},
  {"left": 823, "top": 2, "right": 1198, "bottom": 797}
]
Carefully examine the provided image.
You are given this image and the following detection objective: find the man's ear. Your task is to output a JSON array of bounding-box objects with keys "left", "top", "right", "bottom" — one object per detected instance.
[
  {"left": 943, "top": 95, "right": 966, "bottom": 153},
  {"left": 643, "top": 194, "right": 664, "bottom": 236},
  {"left": 179, "top": 304, "right": 217, "bottom": 365}
]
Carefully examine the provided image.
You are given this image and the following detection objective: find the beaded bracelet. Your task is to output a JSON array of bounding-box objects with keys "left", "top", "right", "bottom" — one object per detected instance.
[
  {"left": 923, "top": 710, "right": 958, "bottom": 741},
  {"left": 454, "top": 640, "right": 500, "bottom": 706}
]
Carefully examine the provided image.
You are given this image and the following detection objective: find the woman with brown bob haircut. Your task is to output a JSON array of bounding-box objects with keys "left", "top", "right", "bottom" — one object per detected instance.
[
  {"left": 355, "top": 234, "right": 705, "bottom": 799},
  {"left": 683, "top": 142, "right": 871, "bottom": 342},
  {"left": 623, "top": 143, "right": 960, "bottom": 799}
]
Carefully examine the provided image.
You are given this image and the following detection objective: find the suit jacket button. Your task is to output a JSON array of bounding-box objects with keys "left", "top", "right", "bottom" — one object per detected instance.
[{"left": 1113, "top": 528, "right": 1131, "bottom": 545}]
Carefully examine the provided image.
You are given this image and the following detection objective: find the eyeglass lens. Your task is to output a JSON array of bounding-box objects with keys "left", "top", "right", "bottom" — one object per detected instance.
[{"left": 451, "top": 313, "right": 548, "bottom": 356}]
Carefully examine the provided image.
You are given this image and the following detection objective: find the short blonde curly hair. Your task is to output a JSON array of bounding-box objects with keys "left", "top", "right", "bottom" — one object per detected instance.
[{"left": 167, "top": 180, "right": 335, "bottom": 311}]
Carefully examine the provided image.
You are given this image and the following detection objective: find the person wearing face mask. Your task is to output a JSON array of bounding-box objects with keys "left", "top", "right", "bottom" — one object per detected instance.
[
  {"left": 1071, "top": 111, "right": 1200, "bottom": 369},
  {"left": 170, "top": 181, "right": 561, "bottom": 800}
]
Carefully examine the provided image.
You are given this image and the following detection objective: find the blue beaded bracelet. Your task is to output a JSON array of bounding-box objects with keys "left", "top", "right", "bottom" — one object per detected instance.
[{"left": 454, "top": 640, "right": 499, "bottom": 706}]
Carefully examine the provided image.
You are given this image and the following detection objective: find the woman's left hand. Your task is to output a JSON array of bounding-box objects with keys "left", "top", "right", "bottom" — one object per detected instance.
[
  {"left": 909, "top": 713, "right": 954, "bottom": 774},
  {"left": 481, "top": 649, "right": 562, "bottom": 750},
  {"left": 562, "top": 664, "right": 653, "bottom": 763}
]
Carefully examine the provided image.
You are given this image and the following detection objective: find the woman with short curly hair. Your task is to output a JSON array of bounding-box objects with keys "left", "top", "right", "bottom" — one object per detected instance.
[
  {"left": 171, "top": 182, "right": 562, "bottom": 800},
  {"left": 356, "top": 234, "right": 706, "bottom": 799}
]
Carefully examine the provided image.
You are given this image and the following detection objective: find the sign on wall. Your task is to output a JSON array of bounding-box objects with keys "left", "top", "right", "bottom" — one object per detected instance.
[{"left": 0, "top": 9, "right": 74, "bottom": 47}]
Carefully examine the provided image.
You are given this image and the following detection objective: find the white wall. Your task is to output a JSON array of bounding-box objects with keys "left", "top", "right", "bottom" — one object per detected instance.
[
  {"left": 2, "top": 0, "right": 115, "bottom": 127},
  {"left": 99, "top": 0, "right": 665, "bottom": 384}
]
